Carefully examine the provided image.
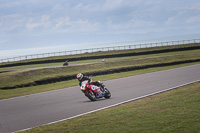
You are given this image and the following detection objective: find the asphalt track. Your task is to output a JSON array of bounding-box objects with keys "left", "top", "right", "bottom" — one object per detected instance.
[{"left": 0, "top": 64, "right": 200, "bottom": 133}]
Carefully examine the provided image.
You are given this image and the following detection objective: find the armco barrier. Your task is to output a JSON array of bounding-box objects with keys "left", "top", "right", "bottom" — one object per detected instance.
[{"left": 1, "top": 39, "right": 200, "bottom": 63}]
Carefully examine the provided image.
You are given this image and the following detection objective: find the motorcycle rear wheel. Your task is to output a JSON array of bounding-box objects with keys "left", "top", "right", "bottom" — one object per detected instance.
[{"left": 85, "top": 91, "right": 97, "bottom": 101}]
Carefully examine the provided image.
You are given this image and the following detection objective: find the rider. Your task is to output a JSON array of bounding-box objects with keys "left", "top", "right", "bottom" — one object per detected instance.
[{"left": 77, "top": 73, "right": 104, "bottom": 89}]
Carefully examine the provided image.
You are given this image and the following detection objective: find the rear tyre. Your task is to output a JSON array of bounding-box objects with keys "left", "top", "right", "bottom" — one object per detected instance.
[
  {"left": 104, "top": 88, "right": 111, "bottom": 99},
  {"left": 63, "top": 62, "right": 68, "bottom": 66},
  {"left": 85, "top": 91, "right": 97, "bottom": 101}
]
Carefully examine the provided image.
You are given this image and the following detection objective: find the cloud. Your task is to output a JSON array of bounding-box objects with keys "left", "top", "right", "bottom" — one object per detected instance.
[
  {"left": 0, "top": 14, "right": 24, "bottom": 32},
  {"left": 75, "top": 19, "right": 100, "bottom": 32},
  {"left": 54, "top": 16, "right": 100, "bottom": 33},
  {"left": 165, "top": 13, "right": 180, "bottom": 25},
  {"left": 55, "top": 16, "right": 71, "bottom": 28},
  {"left": 183, "top": 2, "right": 200, "bottom": 10},
  {"left": 103, "top": 0, "right": 124, "bottom": 10},
  {"left": 25, "top": 15, "right": 51, "bottom": 30},
  {"left": 0, "top": 40, "right": 8, "bottom": 45},
  {"left": 186, "top": 15, "right": 200, "bottom": 23},
  {"left": 24, "top": 13, "right": 101, "bottom": 33},
  {"left": 0, "top": 0, "right": 200, "bottom": 50},
  {"left": 0, "top": 1, "right": 20, "bottom": 8},
  {"left": 53, "top": 4, "right": 63, "bottom": 11},
  {"left": 106, "top": 17, "right": 155, "bottom": 34},
  {"left": 74, "top": 3, "right": 90, "bottom": 10}
]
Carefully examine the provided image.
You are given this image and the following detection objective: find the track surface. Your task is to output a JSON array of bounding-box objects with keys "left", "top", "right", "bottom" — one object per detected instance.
[{"left": 0, "top": 64, "right": 200, "bottom": 133}]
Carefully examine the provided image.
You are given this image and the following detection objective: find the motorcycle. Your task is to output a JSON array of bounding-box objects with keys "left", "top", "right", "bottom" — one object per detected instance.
[
  {"left": 80, "top": 80, "right": 111, "bottom": 101},
  {"left": 63, "top": 60, "right": 69, "bottom": 66}
]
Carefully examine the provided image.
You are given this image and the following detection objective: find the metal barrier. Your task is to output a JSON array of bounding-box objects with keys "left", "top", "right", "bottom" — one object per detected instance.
[{"left": 1, "top": 39, "right": 200, "bottom": 63}]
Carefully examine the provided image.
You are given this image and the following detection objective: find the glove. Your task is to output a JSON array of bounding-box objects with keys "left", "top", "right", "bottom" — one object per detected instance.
[{"left": 89, "top": 81, "right": 93, "bottom": 85}]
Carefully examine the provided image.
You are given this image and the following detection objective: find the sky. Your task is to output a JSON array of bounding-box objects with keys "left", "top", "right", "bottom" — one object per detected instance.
[{"left": 0, "top": 0, "right": 200, "bottom": 50}]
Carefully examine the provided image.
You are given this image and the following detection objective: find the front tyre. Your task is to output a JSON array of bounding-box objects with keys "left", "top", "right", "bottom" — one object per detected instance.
[
  {"left": 85, "top": 91, "right": 97, "bottom": 101},
  {"left": 104, "top": 88, "right": 111, "bottom": 99}
]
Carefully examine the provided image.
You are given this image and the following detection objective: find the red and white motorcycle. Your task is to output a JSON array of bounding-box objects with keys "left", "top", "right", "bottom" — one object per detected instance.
[{"left": 80, "top": 80, "right": 111, "bottom": 101}]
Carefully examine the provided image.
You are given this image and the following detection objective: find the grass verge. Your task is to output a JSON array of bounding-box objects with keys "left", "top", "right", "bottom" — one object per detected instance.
[
  {"left": 0, "top": 52, "right": 199, "bottom": 89},
  {"left": 20, "top": 81, "right": 200, "bottom": 133},
  {"left": 0, "top": 62, "right": 199, "bottom": 100},
  {"left": 1, "top": 43, "right": 199, "bottom": 70},
  {"left": 0, "top": 44, "right": 199, "bottom": 99},
  {"left": 0, "top": 48, "right": 199, "bottom": 72}
]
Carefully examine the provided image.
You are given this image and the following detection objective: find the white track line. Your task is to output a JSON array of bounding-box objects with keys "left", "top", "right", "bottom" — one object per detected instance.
[{"left": 17, "top": 80, "right": 200, "bottom": 133}]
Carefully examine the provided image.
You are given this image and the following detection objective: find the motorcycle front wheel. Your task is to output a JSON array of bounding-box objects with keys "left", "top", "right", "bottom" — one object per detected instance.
[
  {"left": 85, "top": 91, "right": 97, "bottom": 101},
  {"left": 104, "top": 88, "right": 111, "bottom": 99}
]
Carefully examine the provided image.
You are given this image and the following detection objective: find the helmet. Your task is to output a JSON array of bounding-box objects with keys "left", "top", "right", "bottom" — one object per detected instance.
[{"left": 77, "top": 73, "right": 83, "bottom": 80}]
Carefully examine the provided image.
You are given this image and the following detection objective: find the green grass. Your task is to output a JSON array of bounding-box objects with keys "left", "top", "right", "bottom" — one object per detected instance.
[
  {"left": 0, "top": 51, "right": 199, "bottom": 89},
  {"left": 0, "top": 43, "right": 199, "bottom": 100},
  {"left": 0, "top": 62, "right": 199, "bottom": 100},
  {"left": 1, "top": 43, "right": 199, "bottom": 132},
  {"left": 20, "top": 81, "right": 200, "bottom": 133},
  {"left": 0, "top": 49, "right": 200, "bottom": 71},
  {"left": 1, "top": 43, "right": 199, "bottom": 70}
]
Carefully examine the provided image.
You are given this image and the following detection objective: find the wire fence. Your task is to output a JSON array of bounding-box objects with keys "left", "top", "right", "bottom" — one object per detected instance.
[{"left": 1, "top": 39, "right": 200, "bottom": 63}]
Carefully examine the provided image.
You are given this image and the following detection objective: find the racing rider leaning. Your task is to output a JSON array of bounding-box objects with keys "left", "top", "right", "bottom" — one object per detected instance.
[{"left": 77, "top": 73, "right": 104, "bottom": 89}]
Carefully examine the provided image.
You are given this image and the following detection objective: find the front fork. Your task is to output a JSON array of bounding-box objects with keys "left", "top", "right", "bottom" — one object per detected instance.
[{"left": 98, "top": 81, "right": 105, "bottom": 91}]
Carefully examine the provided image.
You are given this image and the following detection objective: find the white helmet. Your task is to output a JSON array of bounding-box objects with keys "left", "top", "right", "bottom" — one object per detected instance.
[{"left": 77, "top": 73, "right": 83, "bottom": 80}]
